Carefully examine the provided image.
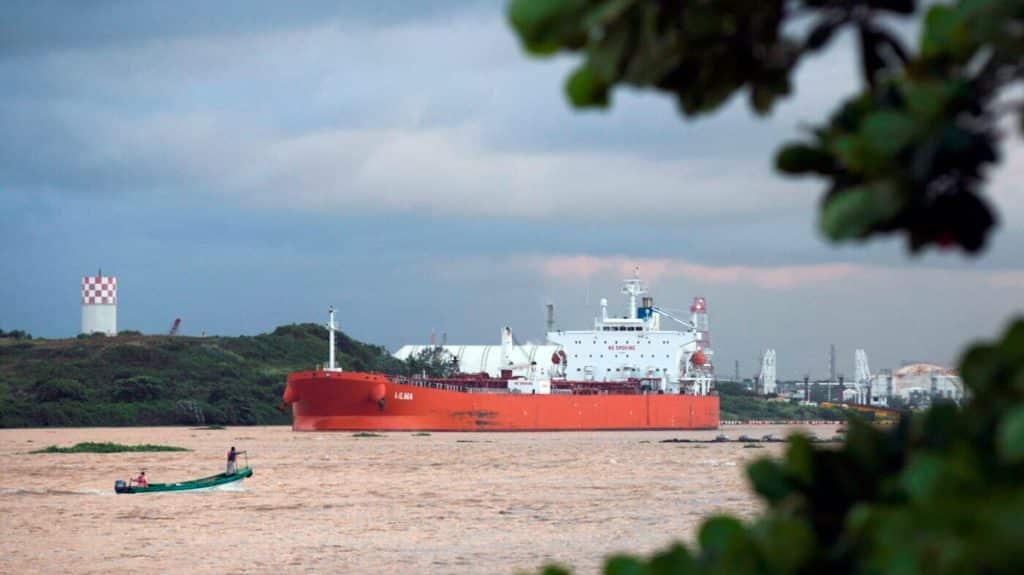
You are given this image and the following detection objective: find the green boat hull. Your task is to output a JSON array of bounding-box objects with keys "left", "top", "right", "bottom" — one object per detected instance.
[{"left": 115, "top": 467, "right": 252, "bottom": 494}]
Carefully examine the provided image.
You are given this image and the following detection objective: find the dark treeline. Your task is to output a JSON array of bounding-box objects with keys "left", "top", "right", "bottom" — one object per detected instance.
[
  {"left": 715, "top": 382, "right": 847, "bottom": 422},
  {"left": 0, "top": 324, "right": 404, "bottom": 428}
]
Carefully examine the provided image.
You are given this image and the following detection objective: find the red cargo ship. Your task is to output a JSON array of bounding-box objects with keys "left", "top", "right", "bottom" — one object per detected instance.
[
  {"left": 283, "top": 278, "right": 720, "bottom": 432},
  {"left": 283, "top": 369, "right": 719, "bottom": 431}
]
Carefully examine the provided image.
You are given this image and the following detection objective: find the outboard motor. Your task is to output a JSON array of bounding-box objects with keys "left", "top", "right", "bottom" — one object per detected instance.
[{"left": 114, "top": 479, "right": 127, "bottom": 493}]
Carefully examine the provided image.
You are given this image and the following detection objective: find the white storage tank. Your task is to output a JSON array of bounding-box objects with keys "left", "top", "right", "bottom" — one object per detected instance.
[{"left": 81, "top": 272, "right": 117, "bottom": 336}]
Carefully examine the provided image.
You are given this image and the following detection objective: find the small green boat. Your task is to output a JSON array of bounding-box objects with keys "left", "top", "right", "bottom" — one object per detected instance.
[{"left": 114, "top": 467, "right": 253, "bottom": 494}]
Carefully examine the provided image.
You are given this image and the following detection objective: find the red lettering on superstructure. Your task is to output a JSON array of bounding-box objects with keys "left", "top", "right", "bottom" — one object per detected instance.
[{"left": 608, "top": 345, "right": 636, "bottom": 351}]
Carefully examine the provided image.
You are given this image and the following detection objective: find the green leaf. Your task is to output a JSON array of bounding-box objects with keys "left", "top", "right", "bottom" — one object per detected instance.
[
  {"left": 900, "top": 454, "right": 947, "bottom": 502},
  {"left": 747, "top": 459, "right": 792, "bottom": 502},
  {"left": 698, "top": 516, "right": 746, "bottom": 555},
  {"left": 540, "top": 565, "right": 573, "bottom": 575},
  {"left": 819, "top": 183, "right": 902, "bottom": 240},
  {"left": 830, "top": 135, "right": 868, "bottom": 172},
  {"left": 508, "top": 0, "right": 584, "bottom": 55},
  {"left": 582, "top": 0, "right": 636, "bottom": 30},
  {"left": 805, "top": 16, "right": 844, "bottom": 51},
  {"left": 646, "top": 543, "right": 695, "bottom": 575},
  {"left": 604, "top": 555, "right": 645, "bottom": 575},
  {"left": 566, "top": 64, "right": 609, "bottom": 107},
  {"left": 751, "top": 516, "right": 816, "bottom": 573},
  {"left": 860, "top": 111, "right": 918, "bottom": 158},
  {"left": 784, "top": 434, "right": 815, "bottom": 485},
  {"left": 920, "top": 5, "right": 972, "bottom": 59},
  {"left": 1002, "top": 319, "right": 1024, "bottom": 365},
  {"left": 776, "top": 143, "right": 834, "bottom": 175},
  {"left": 905, "top": 82, "right": 948, "bottom": 123},
  {"left": 958, "top": 343, "right": 1001, "bottom": 396},
  {"left": 750, "top": 85, "right": 775, "bottom": 115},
  {"left": 588, "top": 23, "right": 632, "bottom": 84},
  {"left": 997, "top": 406, "right": 1024, "bottom": 463}
]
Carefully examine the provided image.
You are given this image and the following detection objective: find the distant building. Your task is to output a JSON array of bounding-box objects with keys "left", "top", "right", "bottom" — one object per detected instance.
[
  {"left": 869, "top": 363, "right": 963, "bottom": 407},
  {"left": 81, "top": 273, "right": 117, "bottom": 336}
]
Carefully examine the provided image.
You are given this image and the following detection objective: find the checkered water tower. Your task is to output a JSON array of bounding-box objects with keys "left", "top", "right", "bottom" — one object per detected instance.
[{"left": 81, "top": 272, "right": 117, "bottom": 335}]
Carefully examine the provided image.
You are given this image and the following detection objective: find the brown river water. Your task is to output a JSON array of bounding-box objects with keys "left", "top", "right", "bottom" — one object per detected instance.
[{"left": 0, "top": 424, "right": 840, "bottom": 575}]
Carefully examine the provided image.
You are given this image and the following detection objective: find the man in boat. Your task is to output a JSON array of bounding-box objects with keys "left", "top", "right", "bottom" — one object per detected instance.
[
  {"left": 134, "top": 471, "right": 148, "bottom": 488},
  {"left": 226, "top": 446, "right": 237, "bottom": 474}
]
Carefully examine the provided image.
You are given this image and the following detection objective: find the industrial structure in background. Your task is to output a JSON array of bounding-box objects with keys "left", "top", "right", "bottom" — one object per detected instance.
[
  {"left": 81, "top": 271, "right": 117, "bottom": 336},
  {"left": 169, "top": 318, "right": 182, "bottom": 336},
  {"left": 852, "top": 349, "right": 871, "bottom": 404},
  {"left": 759, "top": 346, "right": 965, "bottom": 410},
  {"left": 757, "top": 349, "right": 777, "bottom": 394},
  {"left": 866, "top": 363, "right": 964, "bottom": 407}
]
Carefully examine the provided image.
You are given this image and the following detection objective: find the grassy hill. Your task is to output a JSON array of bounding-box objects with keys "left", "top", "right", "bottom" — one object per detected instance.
[{"left": 0, "top": 324, "right": 403, "bottom": 427}]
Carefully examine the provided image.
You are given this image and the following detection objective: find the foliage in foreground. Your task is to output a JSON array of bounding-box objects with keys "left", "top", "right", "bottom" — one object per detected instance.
[
  {"left": 30, "top": 442, "right": 190, "bottom": 454},
  {"left": 509, "top": 0, "right": 1023, "bottom": 254},
  {"left": 533, "top": 319, "right": 1024, "bottom": 574},
  {"left": 509, "top": 1, "right": 1023, "bottom": 572}
]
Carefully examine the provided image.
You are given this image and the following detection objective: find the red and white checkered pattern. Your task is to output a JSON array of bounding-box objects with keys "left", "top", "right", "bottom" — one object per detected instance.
[{"left": 82, "top": 276, "right": 117, "bottom": 305}]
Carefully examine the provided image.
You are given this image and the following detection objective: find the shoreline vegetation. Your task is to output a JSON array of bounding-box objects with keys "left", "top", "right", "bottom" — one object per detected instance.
[
  {"left": 0, "top": 324, "right": 402, "bottom": 428},
  {"left": 30, "top": 442, "right": 190, "bottom": 454}
]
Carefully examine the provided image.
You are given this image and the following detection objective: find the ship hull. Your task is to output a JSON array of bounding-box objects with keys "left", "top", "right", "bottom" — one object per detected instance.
[{"left": 284, "top": 371, "right": 719, "bottom": 432}]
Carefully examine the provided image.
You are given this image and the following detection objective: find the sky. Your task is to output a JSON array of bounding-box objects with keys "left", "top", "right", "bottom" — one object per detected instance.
[{"left": 2, "top": 1, "right": 1022, "bottom": 380}]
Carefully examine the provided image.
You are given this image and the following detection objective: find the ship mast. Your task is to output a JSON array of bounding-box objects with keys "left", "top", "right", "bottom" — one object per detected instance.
[
  {"left": 327, "top": 306, "right": 342, "bottom": 371},
  {"left": 620, "top": 267, "right": 647, "bottom": 320}
]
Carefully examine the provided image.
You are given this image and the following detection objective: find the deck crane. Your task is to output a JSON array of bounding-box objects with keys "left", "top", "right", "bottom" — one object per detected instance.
[{"left": 652, "top": 306, "right": 695, "bottom": 330}]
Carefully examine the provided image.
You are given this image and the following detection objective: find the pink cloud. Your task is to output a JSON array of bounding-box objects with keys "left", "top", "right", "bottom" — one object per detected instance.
[
  {"left": 532, "top": 255, "right": 863, "bottom": 290},
  {"left": 990, "top": 271, "right": 1024, "bottom": 288}
]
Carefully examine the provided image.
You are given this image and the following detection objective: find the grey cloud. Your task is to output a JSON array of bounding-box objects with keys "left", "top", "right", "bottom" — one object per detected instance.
[{"left": 0, "top": 0, "right": 493, "bottom": 58}]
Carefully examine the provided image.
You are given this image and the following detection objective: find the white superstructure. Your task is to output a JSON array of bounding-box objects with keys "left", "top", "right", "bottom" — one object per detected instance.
[
  {"left": 394, "top": 274, "right": 715, "bottom": 395},
  {"left": 81, "top": 272, "right": 117, "bottom": 336}
]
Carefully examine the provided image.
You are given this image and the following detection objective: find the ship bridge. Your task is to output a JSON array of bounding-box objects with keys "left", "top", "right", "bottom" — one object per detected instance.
[{"left": 393, "top": 275, "right": 715, "bottom": 395}]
